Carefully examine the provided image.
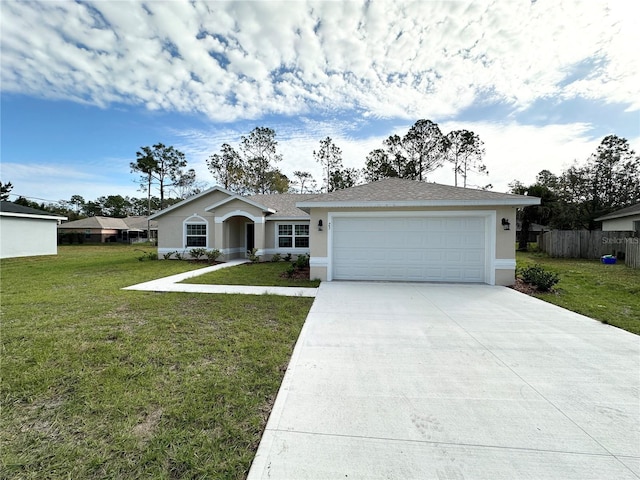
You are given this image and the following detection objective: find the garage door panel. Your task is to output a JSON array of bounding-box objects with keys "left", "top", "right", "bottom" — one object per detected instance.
[{"left": 332, "top": 216, "right": 487, "bottom": 283}]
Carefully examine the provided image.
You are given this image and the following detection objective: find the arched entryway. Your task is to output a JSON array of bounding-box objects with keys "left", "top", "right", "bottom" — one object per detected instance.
[{"left": 216, "top": 210, "right": 264, "bottom": 260}]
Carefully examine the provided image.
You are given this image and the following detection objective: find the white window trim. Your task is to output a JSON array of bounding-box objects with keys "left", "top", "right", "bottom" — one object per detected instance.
[
  {"left": 275, "top": 222, "right": 310, "bottom": 250},
  {"left": 183, "top": 214, "right": 208, "bottom": 249}
]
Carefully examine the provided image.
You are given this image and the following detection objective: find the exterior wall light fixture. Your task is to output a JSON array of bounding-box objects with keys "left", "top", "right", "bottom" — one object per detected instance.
[
  {"left": 318, "top": 219, "right": 323, "bottom": 231},
  {"left": 501, "top": 218, "right": 511, "bottom": 230}
]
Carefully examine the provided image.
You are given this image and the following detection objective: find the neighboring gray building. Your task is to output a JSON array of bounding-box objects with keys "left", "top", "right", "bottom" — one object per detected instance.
[
  {"left": 595, "top": 203, "right": 640, "bottom": 232},
  {"left": 0, "top": 201, "right": 67, "bottom": 259}
]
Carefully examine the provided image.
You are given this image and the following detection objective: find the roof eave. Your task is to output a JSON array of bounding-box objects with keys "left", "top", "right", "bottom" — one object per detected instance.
[
  {"left": 0, "top": 211, "right": 67, "bottom": 221},
  {"left": 204, "top": 195, "right": 274, "bottom": 214},
  {"left": 149, "top": 185, "right": 237, "bottom": 219},
  {"left": 266, "top": 215, "right": 310, "bottom": 221},
  {"left": 296, "top": 198, "right": 541, "bottom": 209}
]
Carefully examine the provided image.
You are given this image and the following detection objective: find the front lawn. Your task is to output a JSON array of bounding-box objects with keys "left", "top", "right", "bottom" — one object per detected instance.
[
  {"left": 183, "top": 261, "right": 321, "bottom": 288},
  {"left": 1, "top": 245, "right": 313, "bottom": 479},
  {"left": 516, "top": 251, "right": 640, "bottom": 335}
]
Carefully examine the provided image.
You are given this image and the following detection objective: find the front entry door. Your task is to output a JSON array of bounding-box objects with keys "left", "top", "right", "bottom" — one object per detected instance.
[{"left": 246, "top": 223, "right": 255, "bottom": 253}]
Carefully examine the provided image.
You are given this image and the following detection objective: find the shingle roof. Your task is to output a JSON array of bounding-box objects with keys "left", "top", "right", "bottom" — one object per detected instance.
[
  {"left": 58, "top": 216, "right": 157, "bottom": 230},
  {"left": 594, "top": 203, "right": 640, "bottom": 222},
  {"left": 0, "top": 201, "right": 65, "bottom": 217},
  {"left": 296, "top": 178, "right": 539, "bottom": 208},
  {"left": 247, "top": 194, "right": 314, "bottom": 218}
]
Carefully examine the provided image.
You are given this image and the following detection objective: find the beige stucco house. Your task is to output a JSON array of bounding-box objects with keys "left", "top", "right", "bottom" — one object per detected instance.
[
  {"left": 149, "top": 186, "right": 313, "bottom": 260},
  {"left": 595, "top": 203, "right": 640, "bottom": 232},
  {"left": 151, "top": 179, "right": 539, "bottom": 286}
]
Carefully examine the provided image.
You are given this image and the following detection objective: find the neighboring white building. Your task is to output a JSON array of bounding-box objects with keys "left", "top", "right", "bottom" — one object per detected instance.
[
  {"left": 595, "top": 203, "right": 640, "bottom": 232},
  {"left": 0, "top": 201, "right": 67, "bottom": 259}
]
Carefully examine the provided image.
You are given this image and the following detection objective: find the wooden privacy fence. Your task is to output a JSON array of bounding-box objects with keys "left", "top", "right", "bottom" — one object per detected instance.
[
  {"left": 539, "top": 230, "right": 639, "bottom": 261},
  {"left": 626, "top": 240, "right": 640, "bottom": 268}
]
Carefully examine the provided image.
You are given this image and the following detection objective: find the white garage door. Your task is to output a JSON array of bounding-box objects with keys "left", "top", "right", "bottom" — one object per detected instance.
[{"left": 332, "top": 216, "right": 486, "bottom": 283}]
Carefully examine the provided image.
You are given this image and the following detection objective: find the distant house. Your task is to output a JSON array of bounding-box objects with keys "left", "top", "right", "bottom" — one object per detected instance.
[
  {"left": 595, "top": 203, "right": 640, "bottom": 232},
  {"left": 57, "top": 216, "right": 158, "bottom": 243},
  {"left": 0, "top": 201, "right": 67, "bottom": 259},
  {"left": 516, "top": 222, "right": 548, "bottom": 243}
]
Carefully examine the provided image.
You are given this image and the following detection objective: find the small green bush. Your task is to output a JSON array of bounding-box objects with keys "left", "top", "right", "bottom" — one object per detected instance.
[
  {"left": 189, "top": 247, "right": 207, "bottom": 260},
  {"left": 247, "top": 248, "right": 260, "bottom": 263},
  {"left": 270, "top": 253, "right": 282, "bottom": 262},
  {"left": 206, "top": 249, "right": 222, "bottom": 263},
  {"left": 286, "top": 264, "right": 296, "bottom": 278},
  {"left": 519, "top": 264, "right": 559, "bottom": 292},
  {"left": 283, "top": 253, "right": 292, "bottom": 262},
  {"left": 163, "top": 251, "right": 177, "bottom": 260},
  {"left": 137, "top": 251, "right": 158, "bottom": 261},
  {"left": 295, "top": 253, "right": 310, "bottom": 269}
]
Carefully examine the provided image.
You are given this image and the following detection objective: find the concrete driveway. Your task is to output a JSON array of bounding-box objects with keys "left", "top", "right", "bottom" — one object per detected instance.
[{"left": 248, "top": 282, "right": 640, "bottom": 480}]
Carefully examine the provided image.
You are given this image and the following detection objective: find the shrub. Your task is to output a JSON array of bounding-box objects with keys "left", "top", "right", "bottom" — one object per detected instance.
[
  {"left": 286, "top": 264, "right": 296, "bottom": 278},
  {"left": 206, "top": 249, "right": 222, "bottom": 263},
  {"left": 174, "top": 251, "right": 184, "bottom": 261},
  {"left": 295, "top": 253, "right": 310, "bottom": 269},
  {"left": 283, "top": 253, "right": 292, "bottom": 262},
  {"left": 519, "top": 264, "right": 559, "bottom": 292},
  {"left": 189, "top": 247, "right": 207, "bottom": 260},
  {"left": 137, "top": 251, "right": 158, "bottom": 261},
  {"left": 163, "top": 251, "right": 177, "bottom": 260},
  {"left": 270, "top": 253, "right": 282, "bottom": 262},
  {"left": 247, "top": 248, "right": 260, "bottom": 263}
]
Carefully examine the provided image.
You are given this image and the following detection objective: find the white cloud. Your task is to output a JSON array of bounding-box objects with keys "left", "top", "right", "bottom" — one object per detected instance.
[{"left": 1, "top": 0, "right": 637, "bottom": 121}]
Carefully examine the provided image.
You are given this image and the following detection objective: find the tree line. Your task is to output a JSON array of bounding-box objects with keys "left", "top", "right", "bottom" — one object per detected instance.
[
  {"left": 513, "top": 134, "right": 640, "bottom": 246},
  {"left": 2, "top": 123, "right": 637, "bottom": 232},
  {"left": 205, "top": 120, "right": 489, "bottom": 194}
]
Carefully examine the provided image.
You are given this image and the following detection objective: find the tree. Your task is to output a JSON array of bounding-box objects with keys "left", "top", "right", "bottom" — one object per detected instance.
[
  {"left": 0, "top": 181, "right": 13, "bottom": 201},
  {"left": 403, "top": 119, "right": 449, "bottom": 181},
  {"left": 314, "top": 137, "right": 345, "bottom": 192},
  {"left": 292, "top": 171, "right": 317, "bottom": 193},
  {"left": 240, "top": 127, "right": 283, "bottom": 194},
  {"left": 131, "top": 143, "right": 190, "bottom": 210},
  {"left": 446, "top": 130, "right": 487, "bottom": 187},
  {"left": 586, "top": 135, "right": 639, "bottom": 223},
  {"left": 169, "top": 168, "right": 200, "bottom": 199},
  {"left": 97, "top": 195, "right": 132, "bottom": 218},
  {"left": 363, "top": 148, "right": 392, "bottom": 182},
  {"left": 265, "top": 169, "right": 290, "bottom": 193},
  {"left": 207, "top": 143, "right": 245, "bottom": 192},
  {"left": 330, "top": 167, "right": 360, "bottom": 191},
  {"left": 510, "top": 182, "right": 558, "bottom": 250},
  {"left": 67, "top": 195, "right": 85, "bottom": 214}
]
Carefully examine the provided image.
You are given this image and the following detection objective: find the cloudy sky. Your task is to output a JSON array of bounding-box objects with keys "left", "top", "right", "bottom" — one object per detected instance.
[{"left": 1, "top": 0, "right": 639, "bottom": 204}]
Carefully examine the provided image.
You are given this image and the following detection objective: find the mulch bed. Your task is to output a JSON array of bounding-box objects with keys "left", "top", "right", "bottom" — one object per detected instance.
[
  {"left": 509, "top": 277, "right": 558, "bottom": 296},
  {"left": 279, "top": 266, "right": 311, "bottom": 281}
]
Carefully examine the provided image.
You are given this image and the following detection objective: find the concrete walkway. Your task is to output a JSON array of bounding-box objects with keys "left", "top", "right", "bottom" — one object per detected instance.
[
  {"left": 122, "top": 259, "right": 317, "bottom": 297},
  {"left": 248, "top": 282, "right": 640, "bottom": 479}
]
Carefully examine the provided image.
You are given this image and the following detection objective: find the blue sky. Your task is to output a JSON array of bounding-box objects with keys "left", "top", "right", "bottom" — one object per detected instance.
[{"left": 1, "top": 0, "right": 639, "bottom": 204}]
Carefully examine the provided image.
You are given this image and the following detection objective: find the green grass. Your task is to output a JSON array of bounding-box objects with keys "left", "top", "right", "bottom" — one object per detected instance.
[
  {"left": 183, "top": 261, "right": 321, "bottom": 288},
  {"left": 516, "top": 250, "right": 640, "bottom": 335},
  {"left": 1, "top": 245, "right": 313, "bottom": 479}
]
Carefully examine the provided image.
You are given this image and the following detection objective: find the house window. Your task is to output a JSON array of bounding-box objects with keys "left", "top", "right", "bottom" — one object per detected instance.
[
  {"left": 634, "top": 220, "right": 640, "bottom": 233},
  {"left": 278, "top": 224, "right": 309, "bottom": 248},
  {"left": 186, "top": 223, "right": 206, "bottom": 247}
]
